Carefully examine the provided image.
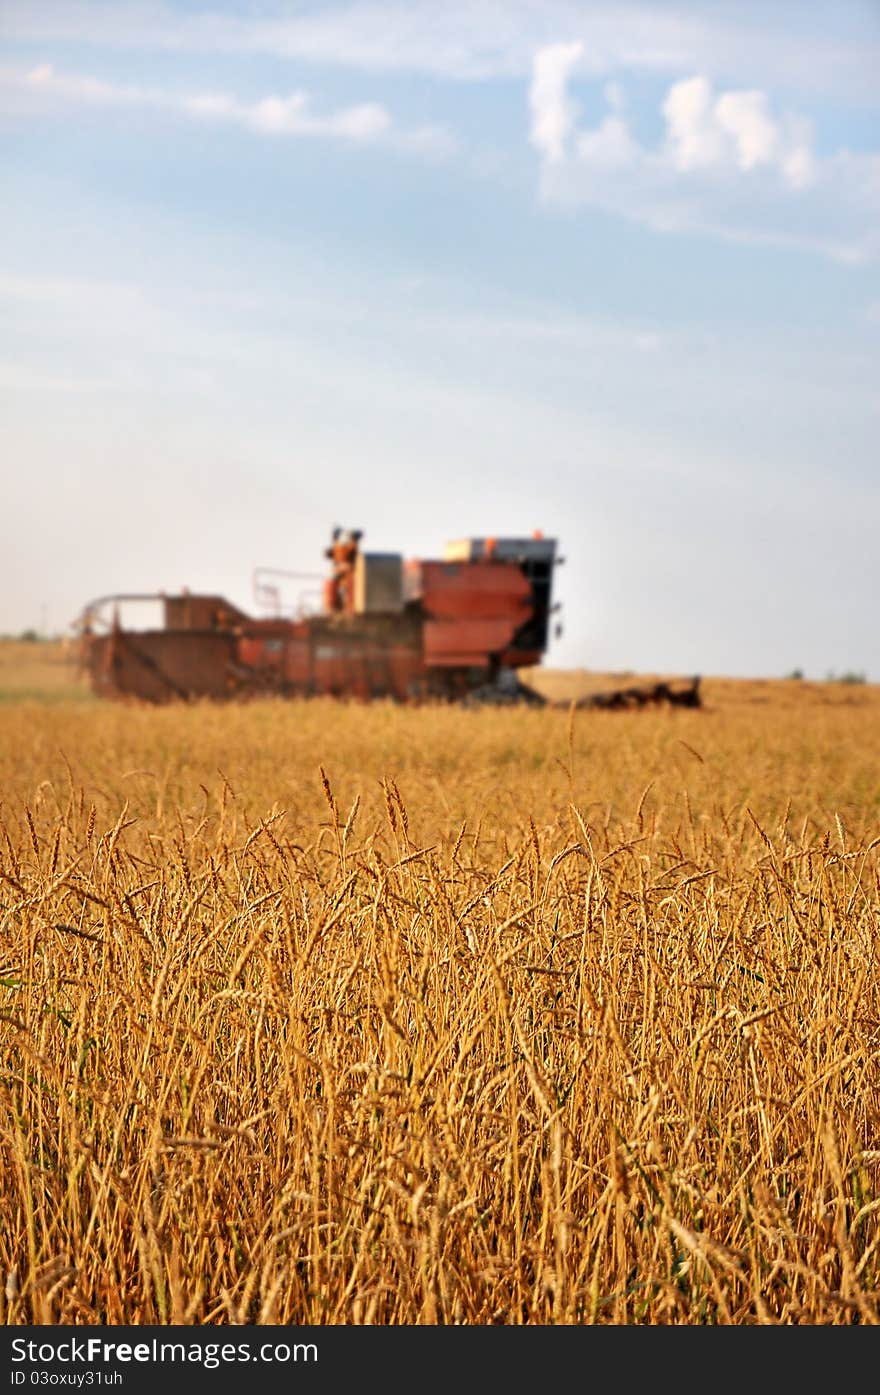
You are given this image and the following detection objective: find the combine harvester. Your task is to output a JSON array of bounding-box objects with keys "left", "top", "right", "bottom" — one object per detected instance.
[{"left": 74, "top": 527, "right": 701, "bottom": 709}]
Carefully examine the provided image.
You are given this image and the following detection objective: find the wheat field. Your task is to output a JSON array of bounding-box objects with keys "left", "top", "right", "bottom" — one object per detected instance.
[{"left": 1, "top": 645, "right": 879, "bottom": 1324}]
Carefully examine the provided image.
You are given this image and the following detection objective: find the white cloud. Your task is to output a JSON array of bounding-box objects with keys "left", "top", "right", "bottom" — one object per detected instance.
[
  {"left": 21, "top": 61, "right": 140, "bottom": 105},
  {"left": 782, "top": 141, "right": 815, "bottom": 192},
  {"left": 714, "top": 89, "right": 779, "bottom": 170},
  {"left": 329, "top": 102, "right": 391, "bottom": 142},
  {"left": 528, "top": 42, "right": 583, "bottom": 163},
  {"left": 1, "top": 2, "right": 878, "bottom": 104},
  {"left": 576, "top": 114, "right": 637, "bottom": 168},
  {"left": 663, "top": 76, "right": 726, "bottom": 171},
  {"left": 662, "top": 77, "right": 813, "bottom": 187},
  {"left": 1, "top": 62, "right": 429, "bottom": 150},
  {"left": 241, "top": 93, "right": 309, "bottom": 134},
  {"left": 532, "top": 57, "right": 880, "bottom": 262}
]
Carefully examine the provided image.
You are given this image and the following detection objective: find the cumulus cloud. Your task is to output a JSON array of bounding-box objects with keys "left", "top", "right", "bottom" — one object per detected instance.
[
  {"left": 714, "top": 89, "right": 779, "bottom": 170},
  {"left": 662, "top": 76, "right": 726, "bottom": 171},
  {"left": 528, "top": 41, "right": 583, "bottom": 162},
  {"left": 530, "top": 52, "right": 880, "bottom": 262},
  {"left": 663, "top": 76, "right": 813, "bottom": 186}
]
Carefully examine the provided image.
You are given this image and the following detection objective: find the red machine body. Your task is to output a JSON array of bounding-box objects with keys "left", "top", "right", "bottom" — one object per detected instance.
[{"left": 76, "top": 529, "right": 560, "bottom": 703}]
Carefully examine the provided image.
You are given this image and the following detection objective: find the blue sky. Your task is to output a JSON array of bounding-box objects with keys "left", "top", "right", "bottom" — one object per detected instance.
[{"left": 1, "top": 1, "right": 878, "bottom": 680}]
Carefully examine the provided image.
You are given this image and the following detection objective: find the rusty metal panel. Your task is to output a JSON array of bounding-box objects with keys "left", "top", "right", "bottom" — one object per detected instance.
[
  {"left": 85, "top": 630, "right": 237, "bottom": 702},
  {"left": 496, "top": 645, "right": 545, "bottom": 669},
  {"left": 282, "top": 639, "right": 312, "bottom": 687},
  {"left": 163, "top": 595, "right": 247, "bottom": 630},
  {"left": 309, "top": 641, "right": 404, "bottom": 698},
  {"left": 419, "top": 562, "right": 532, "bottom": 621},
  {"left": 423, "top": 617, "right": 520, "bottom": 665},
  {"left": 385, "top": 646, "right": 423, "bottom": 699}
]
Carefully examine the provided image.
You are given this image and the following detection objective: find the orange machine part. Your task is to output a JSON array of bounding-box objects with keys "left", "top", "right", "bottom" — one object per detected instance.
[
  {"left": 311, "top": 642, "right": 421, "bottom": 699},
  {"left": 418, "top": 561, "right": 532, "bottom": 668},
  {"left": 418, "top": 561, "right": 532, "bottom": 621},
  {"left": 423, "top": 618, "right": 521, "bottom": 667},
  {"left": 496, "top": 646, "right": 544, "bottom": 669},
  {"left": 86, "top": 629, "right": 237, "bottom": 702},
  {"left": 239, "top": 629, "right": 422, "bottom": 699}
]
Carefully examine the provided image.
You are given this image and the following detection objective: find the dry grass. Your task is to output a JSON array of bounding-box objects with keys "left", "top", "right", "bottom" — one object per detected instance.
[
  {"left": 1, "top": 643, "right": 879, "bottom": 1324},
  {"left": 0, "top": 640, "right": 92, "bottom": 705}
]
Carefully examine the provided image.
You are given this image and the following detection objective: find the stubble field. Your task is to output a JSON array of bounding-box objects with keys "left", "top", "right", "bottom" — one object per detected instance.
[{"left": 1, "top": 643, "right": 879, "bottom": 1324}]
